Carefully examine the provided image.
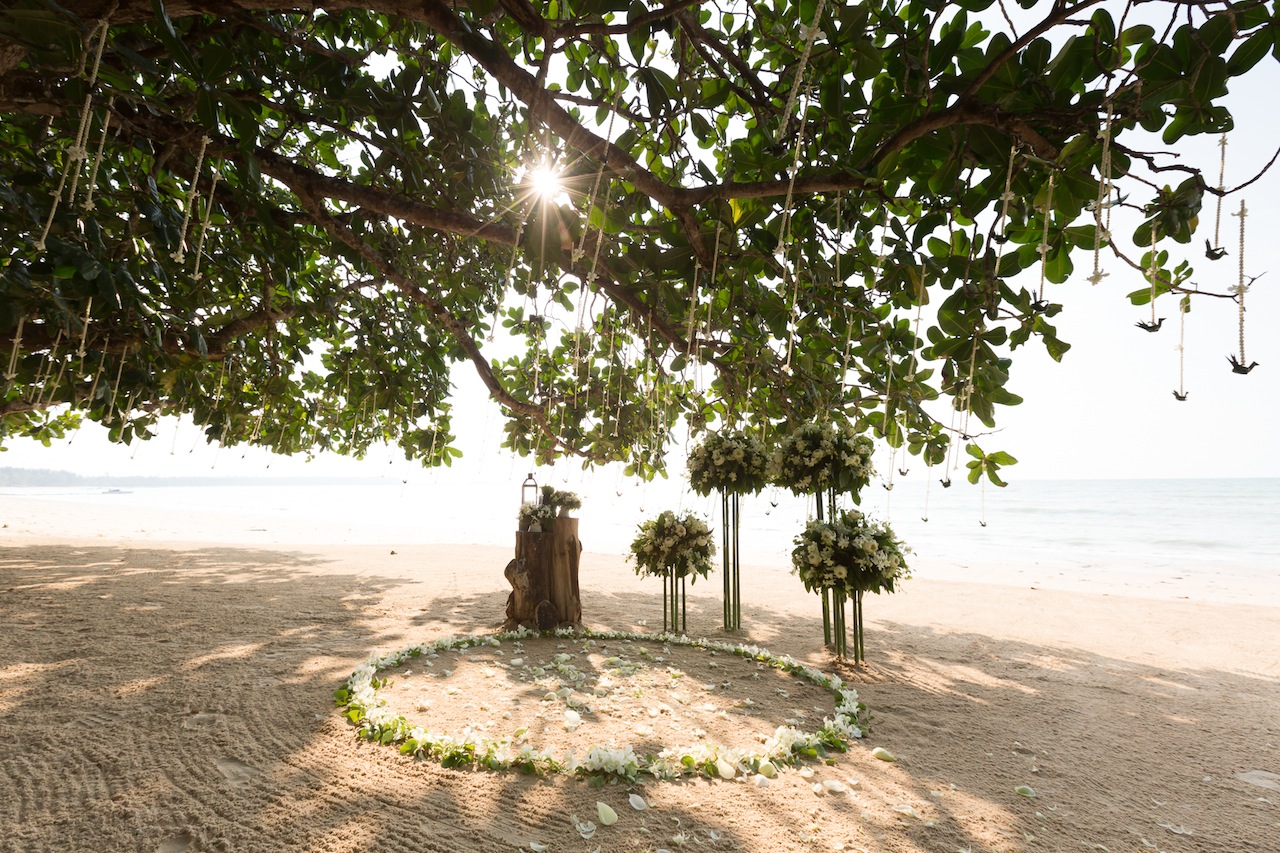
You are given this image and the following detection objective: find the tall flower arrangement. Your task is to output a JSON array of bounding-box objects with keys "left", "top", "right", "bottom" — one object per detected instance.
[
  {"left": 629, "top": 510, "right": 715, "bottom": 632},
  {"left": 770, "top": 420, "right": 877, "bottom": 648},
  {"left": 687, "top": 431, "right": 768, "bottom": 631},
  {"left": 791, "top": 510, "right": 909, "bottom": 661}
]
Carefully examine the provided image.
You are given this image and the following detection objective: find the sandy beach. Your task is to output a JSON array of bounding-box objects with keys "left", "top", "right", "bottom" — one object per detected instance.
[{"left": 2, "top": 495, "right": 1278, "bottom": 853}]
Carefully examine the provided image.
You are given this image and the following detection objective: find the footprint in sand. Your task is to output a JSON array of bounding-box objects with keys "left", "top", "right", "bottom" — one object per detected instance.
[
  {"left": 157, "top": 832, "right": 196, "bottom": 853},
  {"left": 215, "top": 758, "right": 261, "bottom": 787},
  {"left": 182, "top": 712, "right": 220, "bottom": 729}
]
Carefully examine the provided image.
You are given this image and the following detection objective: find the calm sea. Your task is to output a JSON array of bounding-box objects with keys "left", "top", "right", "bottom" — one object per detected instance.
[{"left": 8, "top": 476, "right": 1278, "bottom": 603}]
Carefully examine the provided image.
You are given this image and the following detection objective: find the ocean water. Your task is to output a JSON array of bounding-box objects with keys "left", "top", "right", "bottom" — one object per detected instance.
[{"left": 8, "top": 476, "right": 1278, "bottom": 603}]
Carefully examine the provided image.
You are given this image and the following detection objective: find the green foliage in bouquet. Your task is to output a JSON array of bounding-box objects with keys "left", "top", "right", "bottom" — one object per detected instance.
[
  {"left": 687, "top": 431, "right": 769, "bottom": 497},
  {"left": 540, "top": 485, "right": 583, "bottom": 512},
  {"left": 517, "top": 502, "right": 556, "bottom": 531}
]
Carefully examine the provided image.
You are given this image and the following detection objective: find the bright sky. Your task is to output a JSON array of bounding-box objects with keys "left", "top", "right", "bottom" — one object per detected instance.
[{"left": 4, "top": 21, "right": 1280, "bottom": 485}]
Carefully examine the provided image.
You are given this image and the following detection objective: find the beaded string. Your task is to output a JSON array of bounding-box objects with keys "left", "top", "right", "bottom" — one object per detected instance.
[{"left": 1232, "top": 199, "right": 1249, "bottom": 365}]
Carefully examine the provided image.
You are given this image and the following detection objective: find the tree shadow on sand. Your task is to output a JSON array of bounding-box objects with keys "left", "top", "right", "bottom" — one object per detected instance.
[{"left": 2, "top": 546, "right": 1277, "bottom": 852}]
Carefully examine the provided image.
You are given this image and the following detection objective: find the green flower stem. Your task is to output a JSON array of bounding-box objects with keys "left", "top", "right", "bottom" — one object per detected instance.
[
  {"left": 721, "top": 490, "right": 742, "bottom": 631},
  {"left": 821, "top": 587, "right": 831, "bottom": 647},
  {"left": 833, "top": 588, "right": 846, "bottom": 659},
  {"left": 855, "top": 590, "right": 864, "bottom": 664}
]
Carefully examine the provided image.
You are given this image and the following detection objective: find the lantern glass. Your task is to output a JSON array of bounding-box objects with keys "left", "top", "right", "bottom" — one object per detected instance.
[{"left": 521, "top": 472, "right": 538, "bottom": 506}]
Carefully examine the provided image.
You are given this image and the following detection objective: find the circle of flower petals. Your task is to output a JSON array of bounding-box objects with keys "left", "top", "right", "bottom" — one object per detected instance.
[{"left": 335, "top": 627, "right": 870, "bottom": 782}]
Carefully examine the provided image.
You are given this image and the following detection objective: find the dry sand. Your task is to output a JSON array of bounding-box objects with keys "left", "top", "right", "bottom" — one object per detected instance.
[{"left": 1, "top": 496, "right": 1278, "bottom": 853}]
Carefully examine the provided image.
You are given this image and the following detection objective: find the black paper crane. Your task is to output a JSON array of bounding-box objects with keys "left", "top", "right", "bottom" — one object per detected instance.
[{"left": 1228, "top": 355, "right": 1259, "bottom": 374}]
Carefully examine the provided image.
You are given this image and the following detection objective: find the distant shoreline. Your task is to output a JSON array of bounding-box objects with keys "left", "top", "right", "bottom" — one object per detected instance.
[{"left": 0, "top": 466, "right": 386, "bottom": 488}]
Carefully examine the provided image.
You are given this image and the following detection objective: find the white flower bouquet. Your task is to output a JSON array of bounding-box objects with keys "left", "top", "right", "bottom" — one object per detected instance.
[
  {"left": 686, "top": 431, "right": 769, "bottom": 496},
  {"left": 790, "top": 509, "right": 909, "bottom": 661},
  {"left": 769, "top": 421, "right": 875, "bottom": 498},
  {"left": 790, "top": 510, "right": 909, "bottom": 597},
  {"left": 517, "top": 501, "right": 556, "bottom": 531},
  {"left": 630, "top": 511, "right": 716, "bottom": 581}
]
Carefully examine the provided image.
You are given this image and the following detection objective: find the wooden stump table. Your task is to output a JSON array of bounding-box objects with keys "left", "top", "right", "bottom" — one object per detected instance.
[{"left": 504, "top": 517, "right": 583, "bottom": 631}]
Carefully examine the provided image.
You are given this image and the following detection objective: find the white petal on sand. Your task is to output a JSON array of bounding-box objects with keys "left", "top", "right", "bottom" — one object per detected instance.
[
  {"left": 597, "top": 802, "right": 618, "bottom": 826},
  {"left": 628, "top": 793, "right": 648, "bottom": 811},
  {"left": 1157, "top": 822, "right": 1193, "bottom": 836},
  {"left": 1015, "top": 785, "right": 1037, "bottom": 798},
  {"left": 528, "top": 843, "right": 547, "bottom": 852},
  {"left": 823, "top": 780, "right": 848, "bottom": 793},
  {"left": 571, "top": 814, "right": 597, "bottom": 839},
  {"left": 871, "top": 747, "right": 897, "bottom": 762},
  {"left": 758, "top": 761, "right": 778, "bottom": 778},
  {"left": 1236, "top": 770, "right": 1280, "bottom": 792},
  {"left": 892, "top": 804, "right": 919, "bottom": 818},
  {"left": 715, "top": 758, "right": 736, "bottom": 779}
]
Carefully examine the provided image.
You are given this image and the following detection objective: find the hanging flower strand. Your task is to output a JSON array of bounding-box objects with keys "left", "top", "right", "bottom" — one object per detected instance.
[
  {"left": 81, "top": 98, "right": 114, "bottom": 213},
  {"left": 1088, "top": 107, "right": 1113, "bottom": 284},
  {"left": 190, "top": 168, "right": 222, "bottom": 281},
  {"left": 1228, "top": 199, "right": 1258, "bottom": 374},
  {"left": 35, "top": 18, "right": 110, "bottom": 252},
  {"left": 171, "top": 135, "right": 210, "bottom": 264}
]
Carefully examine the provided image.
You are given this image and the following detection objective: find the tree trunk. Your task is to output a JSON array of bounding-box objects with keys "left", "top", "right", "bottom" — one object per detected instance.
[{"left": 504, "top": 517, "right": 582, "bottom": 631}]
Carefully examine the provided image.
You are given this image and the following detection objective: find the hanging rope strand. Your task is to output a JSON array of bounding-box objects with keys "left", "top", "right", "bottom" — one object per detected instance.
[
  {"left": 1089, "top": 107, "right": 1113, "bottom": 284},
  {"left": 172, "top": 135, "right": 210, "bottom": 264},
  {"left": 81, "top": 98, "right": 113, "bottom": 212},
  {"left": 782, "top": 91, "right": 814, "bottom": 371},
  {"left": 1234, "top": 199, "right": 1249, "bottom": 363},
  {"left": 1176, "top": 296, "right": 1188, "bottom": 398},
  {"left": 36, "top": 19, "right": 109, "bottom": 252},
  {"left": 1213, "top": 134, "right": 1228, "bottom": 250},
  {"left": 1148, "top": 229, "right": 1159, "bottom": 325},
  {"left": 190, "top": 169, "right": 222, "bottom": 281},
  {"left": 776, "top": 0, "right": 829, "bottom": 142},
  {"left": 1037, "top": 172, "right": 1056, "bottom": 302},
  {"left": 4, "top": 316, "right": 25, "bottom": 385}
]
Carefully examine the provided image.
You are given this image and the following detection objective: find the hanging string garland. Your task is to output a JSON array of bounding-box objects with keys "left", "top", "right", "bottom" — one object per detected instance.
[
  {"left": 32, "top": 329, "right": 64, "bottom": 402},
  {"left": 80, "top": 98, "right": 113, "bottom": 213},
  {"left": 38, "top": 335, "right": 68, "bottom": 409},
  {"left": 107, "top": 344, "right": 129, "bottom": 418},
  {"left": 1088, "top": 107, "right": 1113, "bottom": 285},
  {"left": 1228, "top": 199, "right": 1258, "bottom": 374},
  {"left": 84, "top": 334, "right": 109, "bottom": 407},
  {"left": 190, "top": 168, "right": 222, "bottom": 281},
  {"left": 4, "top": 315, "right": 25, "bottom": 387},
  {"left": 1208, "top": 135, "right": 1229, "bottom": 260},
  {"left": 1173, "top": 295, "right": 1189, "bottom": 401},
  {"left": 776, "top": 0, "right": 829, "bottom": 143},
  {"left": 35, "top": 18, "right": 110, "bottom": 253},
  {"left": 781, "top": 91, "right": 815, "bottom": 373},
  {"left": 1036, "top": 171, "right": 1056, "bottom": 304},
  {"left": 1137, "top": 231, "right": 1164, "bottom": 332}
]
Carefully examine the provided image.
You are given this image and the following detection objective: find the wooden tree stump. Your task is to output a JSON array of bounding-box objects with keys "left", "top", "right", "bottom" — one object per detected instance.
[{"left": 504, "top": 517, "right": 583, "bottom": 630}]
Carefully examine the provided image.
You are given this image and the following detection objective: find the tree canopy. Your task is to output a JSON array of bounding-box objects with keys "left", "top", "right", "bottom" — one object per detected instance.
[{"left": 1, "top": 0, "right": 1275, "bottom": 478}]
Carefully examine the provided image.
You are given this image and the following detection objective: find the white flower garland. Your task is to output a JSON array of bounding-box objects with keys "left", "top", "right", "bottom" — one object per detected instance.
[{"left": 336, "top": 627, "right": 869, "bottom": 782}]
